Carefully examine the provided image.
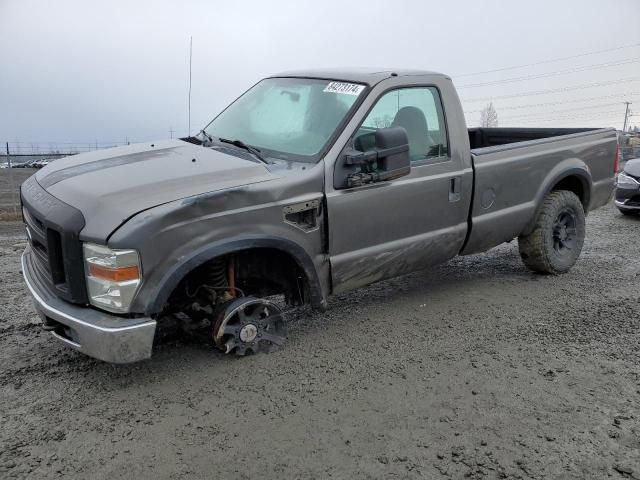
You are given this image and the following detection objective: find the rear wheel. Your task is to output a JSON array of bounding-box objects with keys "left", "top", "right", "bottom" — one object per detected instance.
[{"left": 518, "top": 190, "right": 585, "bottom": 274}]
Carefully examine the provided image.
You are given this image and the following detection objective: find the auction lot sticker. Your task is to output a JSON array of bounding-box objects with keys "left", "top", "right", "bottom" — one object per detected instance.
[{"left": 324, "top": 82, "right": 365, "bottom": 95}]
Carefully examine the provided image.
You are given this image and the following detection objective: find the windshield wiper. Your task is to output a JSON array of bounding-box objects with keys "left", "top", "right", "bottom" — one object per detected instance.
[
  {"left": 198, "top": 129, "right": 214, "bottom": 144},
  {"left": 218, "top": 138, "right": 270, "bottom": 164}
]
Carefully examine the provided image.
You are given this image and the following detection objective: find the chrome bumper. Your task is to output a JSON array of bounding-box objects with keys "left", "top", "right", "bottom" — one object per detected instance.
[
  {"left": 615, "top": 200, "right": 640, "bottom": 210},
  {"left": 21, "top": 248, "right": 156, "bottom": 363}
]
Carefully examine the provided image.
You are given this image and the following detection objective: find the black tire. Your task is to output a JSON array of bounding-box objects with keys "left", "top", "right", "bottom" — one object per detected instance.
[{"left": 518, "top": 190, "right": 585, "bottom": 274}]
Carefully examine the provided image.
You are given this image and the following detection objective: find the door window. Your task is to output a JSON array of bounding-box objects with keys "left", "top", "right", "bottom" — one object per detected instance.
[{"left": 355, "top": 87, "right": 448, "bottom": 162}]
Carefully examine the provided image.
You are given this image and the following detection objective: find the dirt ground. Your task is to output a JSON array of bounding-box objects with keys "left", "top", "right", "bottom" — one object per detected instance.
[{"left": 0, "top": 199, "right": 639, "bottom": 479}]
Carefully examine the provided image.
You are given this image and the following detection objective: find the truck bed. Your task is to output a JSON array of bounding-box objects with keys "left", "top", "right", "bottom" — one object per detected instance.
[
  {"left": 462, "top": 127, "right": 617, "bottom": 255},
  {"left": 468, "top": 127, "right": 602, "bottom": 150}
]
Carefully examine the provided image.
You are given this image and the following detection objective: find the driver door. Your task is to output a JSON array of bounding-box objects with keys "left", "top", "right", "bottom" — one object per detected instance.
[{"left": 326, "top": 86, "right": 472, "bottom": 294}]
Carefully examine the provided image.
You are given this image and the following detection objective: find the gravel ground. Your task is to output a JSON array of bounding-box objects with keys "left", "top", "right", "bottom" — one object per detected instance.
[
  {"left": 0, "top": 169, "right": 32, "bottom": 219},
  {"left": 1, "top": 201, "right": 639, "bottom": 479}
]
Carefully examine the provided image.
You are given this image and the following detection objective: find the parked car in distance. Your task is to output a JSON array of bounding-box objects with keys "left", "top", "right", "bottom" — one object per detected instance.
[
  {"left": 32, "top": 159, "right": 52, "bottom": 169},
  {"left": 13, "top": 159, "right": 38, "bottom": 168},
  {"left": 20, "top": 68, "right": 618, "bottom": 363},
  {"left": 615, "top": 157, "right": 640, "bottom": 215}
]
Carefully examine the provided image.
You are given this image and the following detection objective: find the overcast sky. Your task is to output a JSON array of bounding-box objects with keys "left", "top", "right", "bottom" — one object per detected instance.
[{"left": 1, "top": 0, "right": 639, "bottom": 149}]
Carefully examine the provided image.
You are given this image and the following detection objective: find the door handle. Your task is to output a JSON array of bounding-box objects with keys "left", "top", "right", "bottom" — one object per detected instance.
[{"left": 449, "top": 177, "right": 461, "bottom": 203}]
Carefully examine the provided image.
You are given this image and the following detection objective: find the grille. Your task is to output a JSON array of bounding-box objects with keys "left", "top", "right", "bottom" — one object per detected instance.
[
  {"left": 20, "top": 175, "right": 87, "bottom": 304},
  {"left": 23, "top": 206, "right": 68, "bottom": 290},
  {"left": 625, "top": 195, "right": 640, "bottom": 207}
]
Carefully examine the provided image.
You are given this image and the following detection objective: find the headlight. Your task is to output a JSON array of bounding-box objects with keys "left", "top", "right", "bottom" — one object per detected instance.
[
  {"left": 617, "top": 172, "right": 640, "bottom": 190},
  {"left": 83, "top": 243, "right": 141, "bottom": 313}
]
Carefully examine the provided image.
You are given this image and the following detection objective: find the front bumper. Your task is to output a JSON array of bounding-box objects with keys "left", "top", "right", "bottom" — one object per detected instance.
[
  {"left": 21, "top": 247, "right": 156, "bottom": 363},
  {"left": 615, "top": 185, "right": 640, "bottom": 210},
  {"left": 615, "top": 199, "right": 640, "bottom": 211}
]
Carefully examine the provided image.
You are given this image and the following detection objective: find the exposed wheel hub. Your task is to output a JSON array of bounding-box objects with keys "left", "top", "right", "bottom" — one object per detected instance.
[
  {"left": 213, "top": 297, "right": 287, "bottom": 355},
  {"left": 239, "top": 324, "right": 258, "bottom": 342}
]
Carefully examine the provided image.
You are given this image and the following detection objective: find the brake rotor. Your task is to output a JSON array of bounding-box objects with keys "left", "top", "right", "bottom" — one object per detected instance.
[{"left": 213, "top": 297, "right": 287, "bottom": 355}]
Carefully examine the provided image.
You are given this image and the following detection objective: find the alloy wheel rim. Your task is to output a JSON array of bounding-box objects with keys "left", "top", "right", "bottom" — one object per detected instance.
[{"left": 552, "top": 210, "right": 577, "bottom": 255}]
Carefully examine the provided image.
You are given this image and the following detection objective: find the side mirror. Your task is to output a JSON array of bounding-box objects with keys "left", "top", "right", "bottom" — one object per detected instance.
[
  {"left": 373, "top": 127, "right": 411, "bottom": 180},
  {"left": 334, "top": 127, "right": 411, "bottom": 189}
]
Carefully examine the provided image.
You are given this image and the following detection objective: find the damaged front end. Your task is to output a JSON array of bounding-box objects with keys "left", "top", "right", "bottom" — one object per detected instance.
[{"left": 156, "top": 250, "right": 307, "bottom": 355}]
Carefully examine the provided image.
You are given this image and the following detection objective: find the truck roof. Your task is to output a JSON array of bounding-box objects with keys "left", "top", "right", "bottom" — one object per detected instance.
[{"left": 270, "top": 68, "right": 448, "bottom": 85}]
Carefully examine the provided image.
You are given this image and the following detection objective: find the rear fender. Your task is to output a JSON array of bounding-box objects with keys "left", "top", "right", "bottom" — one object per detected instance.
[{"left": 520, "top": 161, "right": 592, "bottom": 237}]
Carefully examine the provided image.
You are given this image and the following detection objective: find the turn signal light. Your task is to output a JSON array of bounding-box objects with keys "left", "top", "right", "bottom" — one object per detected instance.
[{"left": 88, "top": 263, "right": 140, "bottom": 282}]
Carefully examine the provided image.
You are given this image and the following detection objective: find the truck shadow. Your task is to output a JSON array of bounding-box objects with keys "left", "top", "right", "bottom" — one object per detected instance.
[
  {"left": 128, "top": 243, "right": 534, "bottom": 372},
  {"left": 65, "top": 198, "right": 640, "bottom": 378},
  {"left": 49, "top": 212, "right": 632, "bottom": 381},
  {"left": 616, "top": 212, "right": 640, "bottom": 222}
]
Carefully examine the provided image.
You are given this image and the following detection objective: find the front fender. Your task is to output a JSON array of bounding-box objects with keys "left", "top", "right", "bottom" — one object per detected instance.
[{"left": 144, "top": 236, "right": 326, "bottom": 314}]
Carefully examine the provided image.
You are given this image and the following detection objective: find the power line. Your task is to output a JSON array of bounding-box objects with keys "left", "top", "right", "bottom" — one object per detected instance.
[
  {"left": 463, "top": 93, "right": 639, "bottom": 114},
  {"left": 465, "top": 101, "right": 634, "bottom": 116},
  {"left": 453, "top": 42, "right": 640, "bottom": 78},
  {"left": 501, "top": 119, "right": 623, "bottom": 127},
  {"left": 502, "top": 116, "right": 622, "bottom": 126},
  {"left": 498, "top": 109, "right": 626, "bottom": 121},
  {"left": 498, "top": 113, "right": 627, "bottom": 125},
  {"left": 466, "top": 107, "right": 630, "bottom": 121},
  {"left": 497, "top": 107, "right": 626, "bottom": 119},
  {"left": 468, "top": 110, "right": 629, "bottom": 122},
  {"left": 457, "top": 57, "right": 640, "bottom": 88},
  {"left": 461, "top": 77, "right": 640, "bottom": 102}
]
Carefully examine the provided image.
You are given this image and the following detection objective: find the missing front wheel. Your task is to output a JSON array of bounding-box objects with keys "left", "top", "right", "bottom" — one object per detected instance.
[{"left": 213, "top": 297, "right": 288, "bottom": 356}]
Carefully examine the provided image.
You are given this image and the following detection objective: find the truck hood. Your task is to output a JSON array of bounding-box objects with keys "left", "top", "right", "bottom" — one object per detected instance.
[{"left": 35, "top": 139, "right": 278, "bottom": 240}]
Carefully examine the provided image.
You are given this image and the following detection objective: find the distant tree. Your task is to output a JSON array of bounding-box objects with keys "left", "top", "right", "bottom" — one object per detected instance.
[
  {"left": 480, "top": 102, "right": 499, "bottom": 127},
  {"left": 372, "top": 114, "right": 394, "bottom": 128}
]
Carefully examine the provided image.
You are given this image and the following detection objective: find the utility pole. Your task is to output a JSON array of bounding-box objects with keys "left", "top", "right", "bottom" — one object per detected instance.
[
  {"left": 623, "top": 102, "right": 632, "bottom": 133},
  {"left": 169, "top": 127, "right": 174, "bottom": 139},
  {"left": 188, "top": 36, "right": 193, "bottom": 137},
  {"left": 6, "top": 141, "right": 18, "bottom": 217}
]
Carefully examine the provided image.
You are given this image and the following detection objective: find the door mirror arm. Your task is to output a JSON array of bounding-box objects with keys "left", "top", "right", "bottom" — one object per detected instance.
[{"left": 344, "top": 144, "right": 409, "bottom": 165}]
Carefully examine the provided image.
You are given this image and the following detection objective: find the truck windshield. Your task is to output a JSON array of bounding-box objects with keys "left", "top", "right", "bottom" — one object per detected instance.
[{"left": 204, "top": 77, "right": 365, "bottom": 161}]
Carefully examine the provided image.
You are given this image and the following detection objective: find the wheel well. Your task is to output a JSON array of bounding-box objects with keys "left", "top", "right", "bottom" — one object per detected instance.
[
  {"left": 520, "top": 174, "right": 591, "bottom": 238},
  {"left": 551, "top": 175, "right": 589, "bottom": 210},
  {"left": 166, "top": 247, "right": 311, "bottom": 310}
]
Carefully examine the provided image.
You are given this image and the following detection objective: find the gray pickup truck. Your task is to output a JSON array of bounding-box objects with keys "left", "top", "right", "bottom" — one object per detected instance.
[{"left": 20, "top": 69, "right": 618, "bottom": 363}]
